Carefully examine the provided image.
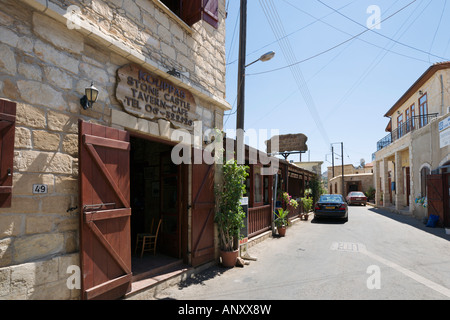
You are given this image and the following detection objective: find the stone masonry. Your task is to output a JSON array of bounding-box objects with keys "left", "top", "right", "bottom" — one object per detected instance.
[{"left": 0, "top": 0, "right": 229, "bottom": 299}]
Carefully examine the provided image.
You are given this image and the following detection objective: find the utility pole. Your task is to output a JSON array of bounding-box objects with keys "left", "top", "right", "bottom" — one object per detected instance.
[
  {"left": 341, "top": 142, "right": 344, "bottom": 198},
  {"left": 331, "top": 146, "right": 335, "bottom": 178},
  {"left": 236, "top": 0, "right": 247, "bottom": 131}
]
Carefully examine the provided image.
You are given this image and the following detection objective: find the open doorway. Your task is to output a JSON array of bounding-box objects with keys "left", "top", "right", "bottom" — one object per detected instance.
[{"left": 129, "top": 135, "right": 187, "bottom": 277}]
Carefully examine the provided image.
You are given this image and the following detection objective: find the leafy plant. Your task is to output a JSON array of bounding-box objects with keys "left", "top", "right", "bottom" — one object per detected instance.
[
  {"left": 215, "top": 159, "right": 249, "bottom": 252},
  {"left": 274, "top": 208, "right": 290, "bottom": 228},
  {"left": 365, "top": 187, "right": 376, "bottom": 201},
  {"left": 282, "top": 192, "right": 299, "bottom": 209},
  {"left": 300, "top": 197, "right": 313, "bottom": 213}
]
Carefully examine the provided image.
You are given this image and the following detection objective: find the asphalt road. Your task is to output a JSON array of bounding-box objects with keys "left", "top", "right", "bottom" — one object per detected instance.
[{"left": 153, "top": 205, "right": 450, "bottom": 300}]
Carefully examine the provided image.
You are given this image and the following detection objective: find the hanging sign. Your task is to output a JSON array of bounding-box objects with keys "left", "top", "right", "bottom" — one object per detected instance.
[
  {"left": 116, "top": 64, "right": 198, "bottom": 130},
  {"left": 265, "top": 133, "right": 308, "bottom": 154}
]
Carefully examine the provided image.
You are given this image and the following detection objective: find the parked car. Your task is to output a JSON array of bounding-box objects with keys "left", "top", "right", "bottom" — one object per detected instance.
[
  {"left": 346, "top": 191, "right": 367, "bottom": 206},
  {"left": 314, "top": 194, "right": 348, "bottom": 221}
]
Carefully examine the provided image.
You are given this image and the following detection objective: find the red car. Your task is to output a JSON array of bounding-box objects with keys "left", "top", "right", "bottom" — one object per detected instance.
[{"left": 346, "top": 191, "right": 367, "bottom": 206}]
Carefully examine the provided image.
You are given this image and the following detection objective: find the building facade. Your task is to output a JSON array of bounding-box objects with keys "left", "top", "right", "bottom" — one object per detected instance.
[
  {"left": 0, "top": 0, "right": 229, "bottom": 300},
  {"left": 373, "top": 62, "right": 450, "bottom": 224},
  {"left": 327, "top": 163, "right": 374, "bottom": 196}
]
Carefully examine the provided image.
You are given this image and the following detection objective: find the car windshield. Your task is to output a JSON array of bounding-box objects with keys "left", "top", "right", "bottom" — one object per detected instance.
[
  {"left": 349, "top": 192, "right": 365, "bottom": 197},
  {"left": 319, "top": 195, "right": 343, "bottom": 202}
]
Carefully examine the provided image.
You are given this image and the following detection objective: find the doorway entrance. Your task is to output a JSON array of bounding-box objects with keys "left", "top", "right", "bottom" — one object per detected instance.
[{"left": 129, "top": 136, "right": 186, "bottom": 270}]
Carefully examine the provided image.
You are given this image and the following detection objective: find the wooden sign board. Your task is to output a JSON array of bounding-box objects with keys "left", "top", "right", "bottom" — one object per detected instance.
[
  {"left": 116, "top": 64, "right": 198, "bottom": 130},
  {"left": 265, "top": 133, "right": 308, "bottom": 153}
]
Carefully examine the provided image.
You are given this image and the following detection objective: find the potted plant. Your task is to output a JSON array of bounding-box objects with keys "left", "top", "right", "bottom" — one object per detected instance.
[
  {"left": 215, "top": 159, "right": 249, "bottom": 267},
  {"left": 300, "top": 196, "right": 313, "bottom": 220},
  {"left": 274, "top": 208, "right": 290, "bottom": 236}
]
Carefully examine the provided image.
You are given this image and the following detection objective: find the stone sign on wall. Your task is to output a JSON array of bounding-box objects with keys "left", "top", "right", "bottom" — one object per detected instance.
[{"left": 116, "top": 64, "right": 198, "bottom": 131}]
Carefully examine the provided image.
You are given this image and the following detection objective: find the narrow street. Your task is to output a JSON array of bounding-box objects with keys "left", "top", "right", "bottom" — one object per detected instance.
[{"left": 154, "top": 206, "right": 450, "bottom": 300}]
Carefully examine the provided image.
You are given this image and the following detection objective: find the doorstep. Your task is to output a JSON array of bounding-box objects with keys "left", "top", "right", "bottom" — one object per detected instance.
[{"left": 124, "top": 261, "right": 215, "bottom": 300}]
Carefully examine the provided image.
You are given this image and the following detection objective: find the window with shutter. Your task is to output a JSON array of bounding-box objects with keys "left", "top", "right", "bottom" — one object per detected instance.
[
  {"left": 159, "top": 0, "right": 219, "bottom": 29},
  {"left": 0, "top": 99, "right": 16, "bottom": 208}
]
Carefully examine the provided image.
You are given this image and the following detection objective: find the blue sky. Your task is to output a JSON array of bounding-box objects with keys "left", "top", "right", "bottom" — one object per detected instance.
[{"left": 223, "top": 0, "right": 450, "bottom": 173}]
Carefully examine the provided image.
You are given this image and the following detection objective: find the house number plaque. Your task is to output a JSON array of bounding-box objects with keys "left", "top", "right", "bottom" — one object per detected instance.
[{"left": 33, "top": 184, "right": 48, "bottom": 194}]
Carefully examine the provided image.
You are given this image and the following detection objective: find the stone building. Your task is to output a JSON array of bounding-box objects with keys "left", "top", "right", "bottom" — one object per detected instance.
[
  {"left": 0, "top": 0, "right": 229, "bottom": 299},
  {"left": 373, "top": 62, "right": 450, "bottom": 223},
  {"left": 327, "top": 163, "right": 374, "bottom": 196}
]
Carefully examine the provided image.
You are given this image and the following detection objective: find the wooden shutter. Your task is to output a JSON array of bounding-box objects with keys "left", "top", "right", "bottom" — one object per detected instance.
[
  {"left": 191, "top": 149, "right": 215, "bottom": 267},
  {"left": 427, "top": 174, "right": 444, "bottom": 226},
  {"left": 181, "top": 0, "right": 219, "bottom": 29},
  {"left": 0, "top": 100, "right": 16, "bottom": 208},
  {"left": 79, "top": 120, "right": 132, "bottom": 300}
]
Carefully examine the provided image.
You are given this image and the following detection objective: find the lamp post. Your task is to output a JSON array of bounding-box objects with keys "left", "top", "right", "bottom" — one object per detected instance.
[{"left": 236, "top": 0, "right": 275, "bottom": 131}]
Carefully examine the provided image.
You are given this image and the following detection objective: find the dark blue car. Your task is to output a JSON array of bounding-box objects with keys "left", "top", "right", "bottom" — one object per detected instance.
[{"left": 314, "top": 194, "right": 348, "bottom": 221}]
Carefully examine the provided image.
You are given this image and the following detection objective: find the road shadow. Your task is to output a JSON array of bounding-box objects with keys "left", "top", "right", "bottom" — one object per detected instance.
[
  {"left": 311, "top": 217, "right": 347, "bottom": 224},
  {"left": 170, "top": 264, "right": 234, "bottom": 291},
  {"left": 368, "top": 206, "right": 450, "bottom": 242}
]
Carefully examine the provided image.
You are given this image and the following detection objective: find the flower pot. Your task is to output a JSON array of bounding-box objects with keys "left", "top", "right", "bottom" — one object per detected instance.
[
  {"left": 277, "top": 226, "right": 286, "bottom": 237},
  {"left": 220, "top": 249, "right": 239, "bottom": 268}
]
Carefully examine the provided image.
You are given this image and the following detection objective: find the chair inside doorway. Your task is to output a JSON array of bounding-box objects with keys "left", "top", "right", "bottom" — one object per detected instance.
[{"left": 129, "top": 136, "right": 184, "bottom": 280}]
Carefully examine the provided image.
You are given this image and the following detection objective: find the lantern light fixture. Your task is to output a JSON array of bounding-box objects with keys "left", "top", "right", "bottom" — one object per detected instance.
[{"left": 80, "top": 82, "right": 99, "bottom": 110}]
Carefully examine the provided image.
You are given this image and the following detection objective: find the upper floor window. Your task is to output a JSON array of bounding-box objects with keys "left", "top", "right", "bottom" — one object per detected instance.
[
  {"left": 410, "top": 104, "right": 415, "bottom": 128},
  {"left": 159, "top": 0, "right": 219, "bottom": 29},
  {"left": 419, "top": 93, "right": 428, "bottom": 128},
  {"left": 397, "top": 113, "right": 403, "bottom": 138}
]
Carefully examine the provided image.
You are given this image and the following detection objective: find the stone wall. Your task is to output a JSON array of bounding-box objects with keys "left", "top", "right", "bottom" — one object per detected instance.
[{"left": 0, "top": 0, "right": 229, "bottom": 299}]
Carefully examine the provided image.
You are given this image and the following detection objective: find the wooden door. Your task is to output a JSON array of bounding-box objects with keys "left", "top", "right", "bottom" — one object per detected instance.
[
  {"left": 445, "top": 172, "right": 450, "bottom": 227},
  {"left": 405, "top": 167, "right": 410, "bottom": 206},
  {"left": 0, "top": 100, "right": 16, "bottom": 208},
  {"left": 79, "top": 120, "right": 132, "bottom": 300},
  {"left": 160, "top": 151, "right": 180, "bottom": 258},
  {"left": 191, "top": 149, "right": 215, "bottom": 267},
  {"left": 427, "top": 174, "right": 445, "bottom": 226}
]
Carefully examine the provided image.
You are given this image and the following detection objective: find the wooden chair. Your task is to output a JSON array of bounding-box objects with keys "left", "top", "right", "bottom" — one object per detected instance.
[{"left": 135, "top": 218, "right": 162, "bottom": 258}]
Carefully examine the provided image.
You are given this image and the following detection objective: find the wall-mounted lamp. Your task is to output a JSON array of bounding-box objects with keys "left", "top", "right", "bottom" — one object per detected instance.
[
  {"left": 167, "top": 68, "right": 181, "bottom": 78},
  {"left": 80, "top": 82, "right": 99, "bottom": 110},
  {"left": 419, "top": 90, "right": 423, "bottom": 95}
]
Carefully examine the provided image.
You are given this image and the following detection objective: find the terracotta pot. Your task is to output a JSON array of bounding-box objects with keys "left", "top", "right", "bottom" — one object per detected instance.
[
  {"left": 220, "top": 249, "right": 239, "bottom": 268},
  {"left": 277, "top": 226, "right": 286, "bottom": 237}
]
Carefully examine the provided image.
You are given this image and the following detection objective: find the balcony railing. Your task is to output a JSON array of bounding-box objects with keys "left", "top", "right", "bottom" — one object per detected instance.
[{"left": 376, "top": 113, "right": 438, "bottom": 152}]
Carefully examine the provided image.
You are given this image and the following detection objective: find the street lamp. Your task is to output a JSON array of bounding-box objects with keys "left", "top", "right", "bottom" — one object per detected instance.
[
  {"left": 236, "top": 0, "right": 275, "bottom": 131},
  {"left": 236, "top": 51, "right": 275, "bottom": 131},
  {"left": 245, "top": 51, "right": 276, "bottom": 68}
]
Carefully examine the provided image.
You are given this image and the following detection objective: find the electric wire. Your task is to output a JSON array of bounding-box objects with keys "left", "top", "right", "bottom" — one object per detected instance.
[
  {"left": 428, "top": 0, "right": 447, "bottom": 63},
  {"left": 323, "top": 0, "right": 433, "bottom": 121},
  {"left": 259, "top": 0, "right": 331, "bottom": 147},
  {"left": 247, "top": 0, "right": 431, "bottom": 77},
  {"left": 281, "top": 0, "right": 432, "bottom": 65},
  {"left": 316, "top": 0, "right": 449, "bottom": 62},
  {"left": 226, "top": 0, "right": 358, "bottom": 67}
]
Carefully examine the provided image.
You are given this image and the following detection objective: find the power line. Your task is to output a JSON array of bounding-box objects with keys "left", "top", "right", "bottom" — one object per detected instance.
[
  {"left": 226, "top": 0, "right": 358, "bottom": 67},
  {"left": 281, "top": 0, "right": 433, "bottom": 65},
  {"left": 316, "top": 0, "right": 449, "bottom": 62},
  {"left": 247, "top": 0, "right": 436, "bottom": 76},
  {"left": 259, "top": 0, "right": 331, "bottom": 147},
  {"left": 428, "top": 0, "right": 447, "bottom": 63}
]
